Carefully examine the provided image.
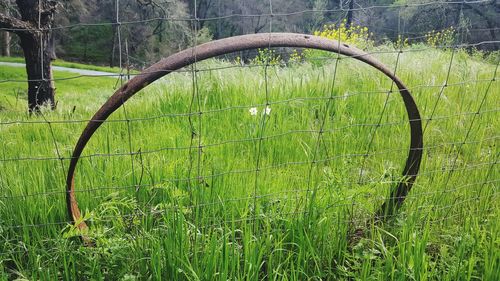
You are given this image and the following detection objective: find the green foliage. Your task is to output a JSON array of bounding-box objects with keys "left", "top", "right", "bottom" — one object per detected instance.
[
  {"left": 303, "top": 20, "right": 374, "bottom": 66},
  {"left": 424, "top": 27, "right": 457, "bottom": 48},
  {"left": 288, "top": 49, "right": 303, "bottom": 64},
  {"left": 313, "top": 20, "right": 373, "bottom": 47},
  {"left": 394, "top": 35, "right": 410, "bottom": 50},
  {"left": 60, "top": 25, "right": 114, "bottom": 63},
  {"left": 195, "top": 27, "right": 213, "bottom": 45},
  {"left": 250, "top": 48, "right": 282, "bottom": 66},
  {"left": 0, "top": 47, "right": 498, "bottom": 280}
]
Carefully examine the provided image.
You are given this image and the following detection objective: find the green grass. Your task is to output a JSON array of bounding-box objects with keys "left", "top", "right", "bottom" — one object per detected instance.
[
  {"left": 0, "top": 56, "right": 124, "bottom": 73},
  {"left": 0, "top": 64, "right": 117, "bottom": 112},
  {"left": 0, "top": 46, "right": 498, "bottom": 280}
]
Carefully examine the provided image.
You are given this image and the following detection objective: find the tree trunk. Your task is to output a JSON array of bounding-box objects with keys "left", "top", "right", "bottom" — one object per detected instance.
[
  {"left": 346, "top": 0, "right": 355, "bottom": 29},
  {"left": 110, "top": 25, "right": 117, "bottom": 67},
  {"left": 48, "top": 32, "right": 57, "bottom": 60},
  {"left": 463, "top": 3, "right": 497, "bottom": 42},
  {"left": 19, "top": 32, "right": 55, "bottom": 112},
  {"left": 1, "top": 31, "right": 10, "bottom": 56},
  {"left": 0, "top": 0, "right": 57, "bottom": 111}
]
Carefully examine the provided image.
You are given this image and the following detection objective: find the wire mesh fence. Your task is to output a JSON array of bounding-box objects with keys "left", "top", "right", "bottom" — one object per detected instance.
[{"left": 0, "top": 0, "right": 498, "bottom": 279}]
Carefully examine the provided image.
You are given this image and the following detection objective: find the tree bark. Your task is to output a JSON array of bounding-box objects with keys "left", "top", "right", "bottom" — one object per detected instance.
[
  {"left": 12, "top": 0, "right": 57, "bottom": 112},
  {"left": 48, "top": 31, "right": 57, "bottom": 60},
  {"left": 0, "top": 0, "right": 57, "bottom": 112},
  {"left": 346, "top": 0, "right": 355, "bottom": 29},
  {"left": 19, "top": 32, "right": 55, "bottom": 112},
  {"left": 1, "top": 31, "right": 9, "bottom": 56},
  {"left": 110, "top": 24, "right": 117, "bottom": 67}
]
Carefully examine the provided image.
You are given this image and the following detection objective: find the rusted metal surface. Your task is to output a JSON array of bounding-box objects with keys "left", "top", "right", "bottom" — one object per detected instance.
[{"left": 66, "top": 33, "right": 423, "bottom": 236}]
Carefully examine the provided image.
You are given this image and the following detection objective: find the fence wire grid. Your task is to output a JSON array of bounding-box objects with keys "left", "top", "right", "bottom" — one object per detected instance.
[{"left": 0, "top": 0, "right": 498, "bottom": 262}]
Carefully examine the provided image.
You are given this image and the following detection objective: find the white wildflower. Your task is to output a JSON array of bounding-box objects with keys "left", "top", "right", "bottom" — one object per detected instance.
[
  {"left": 264, "top": 106, "right": 271, "bottom": 115},
  {"left": 249, "top": 107, "right": 258, "bottom": 116}
]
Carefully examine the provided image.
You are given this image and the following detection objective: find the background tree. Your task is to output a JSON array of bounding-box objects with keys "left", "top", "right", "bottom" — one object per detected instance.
[
  {"left": 1, "top": 0, "right": 498, "bottom": 98},
  {"left": 0, "top": 0, "right": 57, "bottom": 112},
  {"left": 374, "top": 0, "right": 499, "bottom": 48},
  {"left": 419, "top": 0, "right": 496, "bottom": 45},
  {"left": 0, "top": 0, "right": 11, "bottom": 56},
  {"left": 53, "top": 0, "right": 194, "bottom": 68}
]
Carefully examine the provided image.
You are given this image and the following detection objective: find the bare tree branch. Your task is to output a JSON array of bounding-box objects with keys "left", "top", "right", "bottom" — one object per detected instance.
[{"left": 0, "top": 12, "right": 33, "bottom": 34}]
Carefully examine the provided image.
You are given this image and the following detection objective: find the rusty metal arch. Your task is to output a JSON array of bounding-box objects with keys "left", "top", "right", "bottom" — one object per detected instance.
[{"left": 66, "top": 33, "right": 423, "bottom": 234}]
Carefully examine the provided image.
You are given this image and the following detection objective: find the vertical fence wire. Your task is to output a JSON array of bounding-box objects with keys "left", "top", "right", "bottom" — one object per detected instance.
[
  {"left": 0, "top": 0, "right": 497, "bottom": 253},
  {"left": 251, "top": 0, "right": 274, "bottom": 229},
  {"left": 304, "top": 14, "right": 345, "bottom": 219}
]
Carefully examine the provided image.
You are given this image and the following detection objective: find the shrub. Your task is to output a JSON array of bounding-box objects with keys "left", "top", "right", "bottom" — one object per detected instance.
[
  {"left": 250, "top": 48, "right": 282, "bottom": 66},
  {"left": 313, "top": 19, "right": 373, "bottom": 48},
  {"left": 303, "top": 19, "right": 374, "bottom": 66},
  {"left": 424, "top": 27, "right": 457, "bottom": 48},
  {"left": 394, "top": 34, "right": 410, "bottom": 50}
]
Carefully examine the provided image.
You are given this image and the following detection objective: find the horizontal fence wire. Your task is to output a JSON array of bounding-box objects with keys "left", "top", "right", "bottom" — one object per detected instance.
[
  {"left": 1, "top": 112, "right": 498, "bottom": 162},
  {"left": 0, "top": 0, "right": 498, "bottom": 268},
  {"left": 1, "top": 41, "right": 499, "bottom": 84},
  {"left": 0, "top": 0, "right": 494, "bottom": 33}
]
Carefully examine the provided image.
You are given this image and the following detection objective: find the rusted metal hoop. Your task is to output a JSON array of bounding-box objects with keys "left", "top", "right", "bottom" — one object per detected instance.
[{"left": 66, "top": 33, "right": 423, "bottom": 234}]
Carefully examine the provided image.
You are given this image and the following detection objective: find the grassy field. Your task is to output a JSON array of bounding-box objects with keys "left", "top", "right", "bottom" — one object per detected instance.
[
  {"left": 0, "top": 46, "right": 498, "bottom": 280},
  {"left": 0, "top": 56, "right": 124, "bottom": 74}
]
